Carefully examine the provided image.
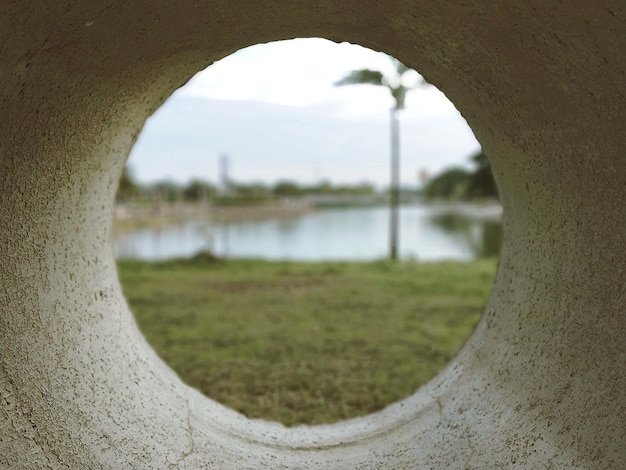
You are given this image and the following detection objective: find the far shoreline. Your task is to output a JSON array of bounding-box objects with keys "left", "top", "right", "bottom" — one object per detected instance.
[
  {"left": 113, "top": 199, "right": 503, "bottom": 234},
  {"left": 113, "top": 201, "right": 317, "bottom": 234}
]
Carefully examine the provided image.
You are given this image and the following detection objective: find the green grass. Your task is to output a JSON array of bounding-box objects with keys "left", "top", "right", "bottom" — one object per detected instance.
[{"left": 117, "top": 256, "right": 497, "bottom": 426}]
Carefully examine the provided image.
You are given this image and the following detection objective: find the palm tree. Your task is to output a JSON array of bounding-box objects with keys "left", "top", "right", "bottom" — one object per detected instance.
[{"left": 336, "top": 57, "right": 427, "bottom": 260}]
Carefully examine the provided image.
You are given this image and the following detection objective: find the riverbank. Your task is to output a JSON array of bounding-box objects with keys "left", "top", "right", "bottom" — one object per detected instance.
[
  {"left": 118, "top": 256, "right": 497, "bottom": 426},
  {"left": 114, "top": 200, "right": 503, "bottom": 231},
  {"left": 114, "top": 201, "right": 316, "bottom": 233}
]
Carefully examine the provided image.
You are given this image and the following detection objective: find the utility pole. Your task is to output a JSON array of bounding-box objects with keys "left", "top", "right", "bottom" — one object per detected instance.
[
  {"left": 219, "top": 153, "right": 230, "bottom": 196},
  {"left": 335, "top": 57, "right": 428, "bottom": 261},
  {"left": 389, "top": 108, "right": 400, "bottom": 261}
]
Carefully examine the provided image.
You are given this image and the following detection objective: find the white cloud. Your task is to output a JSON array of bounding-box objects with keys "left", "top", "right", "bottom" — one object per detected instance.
[{"left": 176, "top": 38, "right": 455, "bottom": 118}]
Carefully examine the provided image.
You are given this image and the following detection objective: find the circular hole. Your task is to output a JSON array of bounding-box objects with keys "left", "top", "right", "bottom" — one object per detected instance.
[{"left": 115, "top": 38, "right": 500, "bottom": 427}]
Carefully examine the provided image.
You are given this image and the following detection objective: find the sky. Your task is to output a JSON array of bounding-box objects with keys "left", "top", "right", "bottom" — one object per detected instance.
[{"left": 127, "top": 38, "right": 482, "bottom": 188}]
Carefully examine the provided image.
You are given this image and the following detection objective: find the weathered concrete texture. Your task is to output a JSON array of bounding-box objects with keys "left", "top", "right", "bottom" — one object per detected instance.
[{"left": 1, "top": 1, "right": 624, "bottom": 468}]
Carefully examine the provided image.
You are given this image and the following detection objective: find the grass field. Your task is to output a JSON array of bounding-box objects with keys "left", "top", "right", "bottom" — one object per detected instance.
[{"left": 118, "top": 255, "right": 497, "bottom": 426}]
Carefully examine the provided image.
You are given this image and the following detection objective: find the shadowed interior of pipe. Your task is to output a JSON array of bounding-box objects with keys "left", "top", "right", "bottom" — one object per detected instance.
[{"left": 113, "top": 38, "right": 499, "bottom": 427}]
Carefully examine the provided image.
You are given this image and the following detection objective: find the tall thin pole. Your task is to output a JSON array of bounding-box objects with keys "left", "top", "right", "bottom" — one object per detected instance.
[
  {"left": 219, "top": 153, "right": 230, "bottom": 196},
  {"left": 389, "top": 107, "right": 400, "bottom": 261}
]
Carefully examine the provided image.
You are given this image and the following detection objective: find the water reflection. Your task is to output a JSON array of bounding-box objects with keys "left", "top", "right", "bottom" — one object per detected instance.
[
  {"left": 428, "top": 212, "right": 502, "bottom": 258},
  {"left": 114, "top": 205, "right": 502, "bottom": 262}
]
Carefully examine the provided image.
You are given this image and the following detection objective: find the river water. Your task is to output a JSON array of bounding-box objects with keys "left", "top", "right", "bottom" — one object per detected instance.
[{"left": 114, "top": 204, "right": 502, "bottom": 262}]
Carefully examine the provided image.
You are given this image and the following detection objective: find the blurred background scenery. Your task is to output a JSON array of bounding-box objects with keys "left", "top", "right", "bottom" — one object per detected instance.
[{"left": 115, "top": 38, "right": 501, "bottom": 426}]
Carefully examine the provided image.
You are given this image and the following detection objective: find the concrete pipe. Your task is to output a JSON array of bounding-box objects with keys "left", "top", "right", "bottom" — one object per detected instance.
[{"left": 1, "top": 1, "right": 624, "bottom": 468}]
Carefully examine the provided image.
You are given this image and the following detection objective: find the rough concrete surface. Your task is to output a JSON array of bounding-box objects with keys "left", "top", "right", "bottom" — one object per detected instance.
[{"left": 1, "top": 1, "right": 624, "bottom": 468}]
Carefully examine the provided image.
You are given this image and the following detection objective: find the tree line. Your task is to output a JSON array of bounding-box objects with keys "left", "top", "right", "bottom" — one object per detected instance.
[
  {"left": 421, "top": 151, "right": 498, "bottom": 201},
  {"left": 116, "top": 168, "right": 377, "bottom": 205},
  {"left": 117, "top": 152, "right": 496, "bottom": 205},
  {"left": 117, "top": 151, "right": 497, "bottom": 205}
]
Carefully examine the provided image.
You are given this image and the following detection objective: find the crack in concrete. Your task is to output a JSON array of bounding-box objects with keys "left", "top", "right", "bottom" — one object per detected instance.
[{"left": 173, "top": 393, "right": 197, "bottom": 467}]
